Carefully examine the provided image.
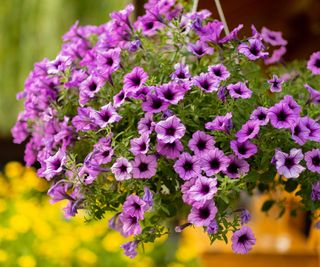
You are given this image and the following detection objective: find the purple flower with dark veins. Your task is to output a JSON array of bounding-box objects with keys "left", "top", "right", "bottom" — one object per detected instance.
[
  {"left": 156, "top": 139, "right": 183, "bottom": 159},
  {"left": 111, "top": 157, "right": 132, "bottom": 181},
  {"left": 291, "top": 119, "right": 310, "bottom": 145},
  {"left": 301, "top": 116, "right": 320, "bottom": 142},
  {"left": 201, "top": 148, "right": 230, "bottom": 176},
  {"left": 193, "top": 73, "right": 219, "bottom": 93},
  {"left": 305, "top": 149, "right": 320, "bottom": 173},
  {"left": 143, "top": 186, "right": 153, "bottom": 210},
  {"left": 155, "top": 115, "right": 186, "bottom": 143},
  {"left": 280, "top": 95, "right": 301, "bottom": 115},
  {"left": 188, "top": 200, "right": 218, "bottom": 227},
  {"left": 121, "top": 241, "right": 139, "bottom": 259},
  {"left": 268, "top": 102, "right": 298, "bottom": 129},
  {"left": 205, "top": 112, "right": 233, "bottom": 133},
  {"left": 224, "top": 156, "right": 250, "bottom": 179},
  {"left": 122, "top": 194, "right": 147, "bottom": 220},
  {"left": 79, "top": 75, "right": 105, "bottom": 106},
  {"left": 156, "top": 82, "right": 185, "bottom": 104},
  {"left": 274, "top": 148, "right": 305, "bottom": 178},
  {"left": 265, "top": 46, "right": 287, "bottom": 65},
  {"left": 268, "top": 75, "right": 283, "bottom": 93},
  {"left": 171, "top": 63, "right": 191, "bottom": 80},
  {"left": 230, "top": 140, "right": 258, "bottom": 159},
  {"left": 123, "top": 67, "right": 148, "bottom": 95},
  {"left": 187, "top": 40, "right": 214, "bottom": 58},
  {"left": 231, "top": 226, "right": 256, "bottom": 254},
  {"left": 174, "top": 152, "right": 201, "bottom": 180},
  {"left": 43, "top": 149, "right": 66, "bottom": 180},
  {"left": 141, "top": 93, "right": 169, "bottom": 113},
  {"left": 305, "top": 84, "right": 320, "bottom": 104},
  {"left": 92, "top": 137, "right": 114, "bottom": 165},
  {"left": 188, "top": 130, "right": 215, "bottom": 156},
  {"left": 238, "top": 38, "right": 268, "bottom": 61},
  {"left": 130, "top": 134, "right": 150, "bottom": 155},
  {"left": 206, "top": 219, "right": 219, "bottom": 234},
  {"left": 250, "top": 107, "right": 269, "bottom": 126},
  {"left": 131, "top": 154, "right": 157, "bottom": 179},
  {"left": 138, "top": 113, "right": 154, "bottom": 135},
  {"left": 227, "top": 82, "right": 252, "bottom": 99},
  {"left": 208, "top": 64, "right": 230, "bottom": 81},
  {"left": 261, "top": 27, "right": 287, "bottom": 46},
  {"left": 91, "top": 103, "right": 121, "bottom": 128},
  {"left": 311, "top": 181, "right": 320, "bottom": 201},
  {"left": 219, "top": 24, "right": 243, "bottom": 43},
  {"left": 119, "top": 213, "right": 141, "bottom": 237},
  {"left": 240, "top": 209, "right": 251, "bottom": 225},
  {"left": 113, "top": 90, "right": 127, "bottom": 108},
  {"left": 187, "top": 175, "right": 218, "bottom": 208},
  {"left": 307, "top": 51, "right": 320, "bottom": 75},
  {"left": 236, "top": 120, "right": 260, "bottom": 143}
]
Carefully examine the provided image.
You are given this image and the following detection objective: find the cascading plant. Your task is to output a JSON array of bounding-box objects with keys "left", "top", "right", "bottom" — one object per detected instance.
[{"left": 12, "top": 0, "right": 320, "bottom": 258}]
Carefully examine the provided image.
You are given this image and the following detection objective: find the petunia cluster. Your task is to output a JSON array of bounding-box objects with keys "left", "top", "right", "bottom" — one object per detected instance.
[{"left": 12, "top": 0, "right": 320, "bottom": 258}]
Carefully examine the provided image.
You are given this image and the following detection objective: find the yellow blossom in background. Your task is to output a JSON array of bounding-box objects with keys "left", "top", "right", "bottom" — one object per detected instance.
[{"left": 17, "top": 255, "right": 36, "bottom": 267}]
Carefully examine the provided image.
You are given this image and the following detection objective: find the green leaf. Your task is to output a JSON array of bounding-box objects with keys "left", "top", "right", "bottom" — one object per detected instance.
[{"left": 261, "top": 199, "right": 275, "bottom": 212}]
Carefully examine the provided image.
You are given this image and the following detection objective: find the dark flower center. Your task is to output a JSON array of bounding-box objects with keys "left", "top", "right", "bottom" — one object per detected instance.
[
  {"left": 227, "top": 162, "right": 239, "bottom": 174},
  {"left": 151, "top": 98, "right": 163, "bottom": 109},
  {"left": 130, "top": 216, "right": 138, "bottom": 224},
  {"left": 120, "top": 164, "right": 127, "bottom": 172},
  {"left": 101, "top": 111, "right": 111, "bottom": 122},
  {"left": 294, "top": 125, "right": 301, "bottom": 135},
  {"left": 145, "top": 21, "right": 154, "bottom": 30},
  {"left": 246, "top": 127, "right": 254, "bottom": 135},
  {"left": 138, "top": 162, "right": 149, "bottom": 172},
  {"left": 166, "top": 127, "right": 176, "bottom": 136},
  {"left": 106, "top": 57, "right": 114, "bottom": 66},
  {"left": 102, "top": 150, "right": 110, "bottom": 157},
  {"left": 52, "top": 159, "right": 61, "bottom": 170},
  {"left": 196, "top": 140, "right": 207, "bottom": 150},
  {"left": 213, "top": 68, "right": 221, "bottom": 77},
  {"left": 249, "top": 45, "right": 259, "bottom": 56},
  {"left": 210, "top": 158, "right": 220, "bottom": 169},
  {"left": 164, "top": 90, "right": 175, "bottom": 100},
  {"left": 257, "top": 112, "right": 266, "bottom": 120},
  {"left": 133, "top": 202, "right": 141, "bottom": 210},
  {"left": 177, "top": 72, "right": 186, "bottom": 79},
  {"left": 183, "top": 161, "right": 193, "bottom": 171},
  {"left": 89, "top": 82, "right": 97, "bottom": 91},
  {"left": 131, "top": 76, "right": 141, "bottom": 86},
  {"left": 238, "top": 234, "right": 249, "bottom": 244},
  {"left": 268, "top": 34, "right": 276, "bottom": 41},
  {"left": 195, "top": 47, "right": 204, "bottom": 55},
  {"left": 312, "top": 156, "right": 320, "bottom": 166},
  {"left": 201, "top": 80, "right": 210, "bottom": 90},
  {"left": 234, "top": 87, "right": 242, "bottom": 95},
  {"left": 139, "top": 142, "right": 147, "bottom": 151},
  {"left": 199, "top": 207, "right": 210, "bottom": 219},
  {"left": 277, "top": 109, "right": 288, "bottom": 122},
  {"left": 284, "top": 157, "right": 295, "bottom": 168},
  {"left": 315, "top": 59, "right": 320, "bottom": 68},
  {"left": 201, "top": 184, "right": 210, "bottom": 194},
  {"left": 117, "top": 91, "right": 125, "bottom": 100},
  {"left": 237, "top": 144, "right": 247, "bottom": 155},
  {"left": 272, "top": 81, "right": 279, "bottom": 88}
]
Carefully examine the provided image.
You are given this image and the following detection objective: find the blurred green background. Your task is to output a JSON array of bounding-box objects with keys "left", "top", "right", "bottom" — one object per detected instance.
[{"left": 0, "top": 0, "right": 129, "bottom": 136}]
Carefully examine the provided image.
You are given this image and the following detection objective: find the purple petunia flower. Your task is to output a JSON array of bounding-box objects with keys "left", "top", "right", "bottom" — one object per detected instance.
[
  {"left": 230, "top": 140, "right": 258, "bottom": 159},
  {"left": 193, "top": 73, "right": 219, "bottom": 93},
  {"left": 187, "top": 40, "right": 214, "bottom": 58},
  {"left": 188, "top": 200, "right": 218, "bottom": 227},
  {"left": 311, "top": 181, "right": 320, "bottom": 201},
  {"left": 111, "top": 157, "right": 132, "bottom": 181},
  {"left": 122, "top": 194, "right": 147, "bottom": 220},
  {"left": 155, "top": 115, "right": 186, "bottom": 143},
  {"left": 268, "top": 102, "right": 298, "bottom": 129},
  {"left": 91, "top": 103, "right": 121, "bottom": 128},
  {"left": 268, "top": 75, "right": 283, "bottom": 93},
  {"left": 79, "top": 75, "right": 106, "bottom": 106},
  {"left": 43, "top": 149, "right": 66, "bottom": 180},
  {"left": 188, "top": 130, "right": 215, "bottom": 157},
  {"left": 156, "top": 82, "right": 185, "bottom": 104},
  {"left": 227, "top": 82, "right": 252, "bottom": 99},
  {"left": 131, "top": 154, "right": 157, "bottom": 179},
  {"left": 274, "top": 148, "right": 305, "bottom": 178},
  {"left": 265, "top": 46, "right": 287, "bottom": 65},
  {"left": 261, "top": 27, "right": 287, "bottom": 46},
  {"left": 231, "top": 226, "right": 256, "bottom": 254},
  {"left": 301, "top": 116, "right": 320, "bottom": 142},
  {"left": 92, "top": 137, "right": 114, "bottom": 165},
  {"left": 96, "top": 47, "right": 121, "bottom": 77},
  {"left": 201, "top": 148, "right": 230, "bottom": 176},
  {"left": 121, "top": 241, "right": 139, "bottom": 259},
  {"left": 171, "top": 63, "right": 191, "bottom": 80},
  {"left": 217, "top": 86, "right": 228, "bottom": 102},
  {"left": 238, "top": 38, "right": 268, "bottom": 61},
  {"left": 47, "top": 181, "right": 71, "bottom": 204},
  {"left": 138, "top": 113, "right": 154, "bottom": 135},
  {"left": 119, "top": 213, "right": 141, "bottom": 237},
  {"left": 141, "top": 93, "right": 169, "bottom": 113},
  {"left": 174, "top": 152, "right": 201, "bottom": 180},
  {"left": 224, "top": 156, "right": 250, "bottom": 179},
  {"left": 236, "top": 120, "right": 260, "bottom": 143},
  {"left": 250, "top": 107, "right": 269, "bottom": 126},
  {"left": 130, "top": 134, "right": 150, "bottom": 156},
  {"left": 208, "top": 64, "right": 230, "bottom": 81},
  {"left": 113, "top": 90, "right": 127, "bottom": 108},
  {"left": 280, "top": 95, "right": 301, "bottom": 115},
  {"left": 134, "top": 13, "right": 163, "bottom": 36},
  {"left": 72, "top": 107, "right": 98, "bottom": 132},
  {"left": 205, "top": 112, "right": 233, "bottom": 133},
  {"left": 206, "top": 219, "right": 219, "bottom": 234},
  {"left": 156, "top": 139, "right": 183, "bottom": 159},
  {"left": 305, "top": 84, "right": 320, "bottom": 104},
  {"left": 123, "top": 67, "right": 148, "bottom": 95},
  {"left": 219, "top": 24, "right": 243, "bottom": 43},
  {"left": 187, "top": 175, "right": 218, "bottom": 208},
  {"left": 240, "top": 209, "right": 251, "bottom": 225},
  {"left": 307, "top": 51, "right": 320, "bottom": 75},
  {"left": 290, "top": 119, "right": 310, "bottom": 145},
  {"left": 305, "top": 149, "right": 320, "bottom": 173},
  {"left": 143, "top": 186, "right": 153, "bottom": 210}
]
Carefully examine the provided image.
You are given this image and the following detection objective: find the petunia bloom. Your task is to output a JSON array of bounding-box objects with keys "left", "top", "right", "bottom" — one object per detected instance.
[
  {"left": 208, "top": 64, "right": 230, "bottom": 81},
  {"left": 231, "top": 226, "right": 256, "bottom": 254},
  {"left": 187, "top": 40, "right": 214, "bottom": 58},
  {"left": 188, "top": 200, "right": 218, "bottom": 227},
  {"left": 155, "top": 115, "right": 186, "bottom": 143},
  {"left": 130, "top": 134, "right": 150, "bottom": 156},
  {"left": 268, "top": 75, "right": 283, "bottom": 93},
  {"left": 236, "top": 120, "right": 260, "bottom": 143},
  {"left": 201, "top": 148, "right": 230, "bottom": 176},
  {"left": 311, "top": 181, "right": 320, "bottom": 201},
  {"left": 268, "top": 102, "right": 298, "bottom": 129},
  {"left": 123, "top": 67, "right": 148, "bottom": 95},
  {"left": 238, "top": 38, "right": 268, "bottom": 61},
  {"left": 131, "top": 154, "right": 157, "bottom": 179},
  {"left": 230, "top": 140, "right": 258, "bottom": 159},
  {"left": 227, "top": 82, "right": 252, "bottom": 99},
  {"left": 91, "top": 103, "right": 121, "bottom": 128},
  {"left": 193, "top": 73, "right": 219, "bottom": 93},
  {"left": 188, "top": 130, "right": 215, "bottom": 157},
  {"left": 171, "top": 63, "right": 191, "bottom": 80},
  {"left": 305, "top": 84, "right": 320, "bottom": 104},
  {"left": 307, "top": 51, "right": 320, "bottom": 75},
  {"left": 122, "top": 194, "right": 147, "bottom": 220},
  {"left": 261, "top": 27, "right": 287, "bottom": 46},
  {"left": 43, "top": 149, "right": 66, "bottom": 180},
  {"left": 290, "top": 119, "right": 310, "bottom": 146},
  {"left": 274, "top": 148, "right": 305, "bottom": 178},
  {"left": 305, "top": 149, "right": 320, "bottom": 173},
  {"left": 174, "top": 152, "right": 201, "bottom": 180},
  {"left": 250, "top": 107, "right": 269, "bottom": 126},
  {"left": 205, "top": 112, "right": 233, "bottom": 133},
  {"left": 121, "top": 241, "right": 139, "bottom": 259},
  {"left": 111, "top": 157, "right": 132, "bottom": 181},
  {"left": 156, "top": 139, "right": 184, "bottom": 159},
  {"left": 224, "top": 156, "right": 250, "bottom": 179}
]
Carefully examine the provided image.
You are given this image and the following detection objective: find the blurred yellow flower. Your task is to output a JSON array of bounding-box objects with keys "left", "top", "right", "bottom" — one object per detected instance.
[
  {"left": 17, "top": 255, "right": 36, "bottom": 267},
  {"left": 102, "top": 231, "right": 125, "bottom": 252},
  {"left": 9, "top": 214, "right": 30, "bottom": 233},
  {"left": 76, "top": 248, "right": 97, "bottom": 265},
  {"left": 0, "top": 249, "right": 8, "bottom": 263},
  {"left": 5, "top": 162, "right": 24, "bottom": 178}
]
